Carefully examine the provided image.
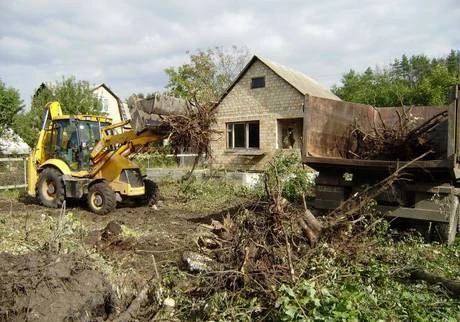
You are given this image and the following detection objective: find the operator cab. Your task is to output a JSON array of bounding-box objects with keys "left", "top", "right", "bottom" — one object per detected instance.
[{"left": 44, "top": 119, "right": 110, "bottom": 171}]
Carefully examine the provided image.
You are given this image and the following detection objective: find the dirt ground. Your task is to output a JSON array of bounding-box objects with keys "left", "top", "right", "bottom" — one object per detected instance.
[{"left": 0, "top": 182, "right": 249, "bottom": 321}]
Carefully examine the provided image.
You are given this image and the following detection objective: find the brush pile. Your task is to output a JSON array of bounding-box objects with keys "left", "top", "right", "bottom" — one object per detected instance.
[
  {"left": 347, "top": 107, "right": 447, "bottom": 160},
  {"left": 185, "top": 156, "right": 407, "bottom": 304}
]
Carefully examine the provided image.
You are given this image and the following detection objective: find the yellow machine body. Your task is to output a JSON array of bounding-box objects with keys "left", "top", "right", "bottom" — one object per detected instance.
[{"left": 27, "top": 101, "right": 163, "bottom": 214}]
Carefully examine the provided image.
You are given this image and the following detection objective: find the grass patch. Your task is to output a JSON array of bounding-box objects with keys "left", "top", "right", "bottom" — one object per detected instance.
[{"left": 160, "top": 177, "right": 256, "bottom": 212}]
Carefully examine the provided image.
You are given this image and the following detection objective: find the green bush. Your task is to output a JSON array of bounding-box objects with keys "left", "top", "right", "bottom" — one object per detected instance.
[
  {"left": 262, "top": 151, "right": 315, "bottom": 202},
  {"left": 274, "top": 237, "right": 460, "bottom": 321}
]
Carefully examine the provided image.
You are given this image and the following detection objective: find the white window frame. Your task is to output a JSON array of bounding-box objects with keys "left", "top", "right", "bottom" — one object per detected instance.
[
  {"left": 102, "top": 98, "right": 109, "bottom": 112},
  {"left": 227, "top": 121, "right": 260, "bottom": 149}
]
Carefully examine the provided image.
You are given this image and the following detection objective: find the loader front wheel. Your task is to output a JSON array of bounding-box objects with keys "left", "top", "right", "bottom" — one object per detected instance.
[
  {"left": 37, "top": 168, "right": 65, "bottom": 208},
  {"left": 138, "top": 178, "right": 159, "bottom": 207},
  {"left": 87, "top": 182, "right": 116, "bottom": 215}
]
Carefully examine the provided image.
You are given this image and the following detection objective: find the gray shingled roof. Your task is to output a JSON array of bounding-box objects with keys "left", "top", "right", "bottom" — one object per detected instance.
[{"left": 256, "top": 55, "right": 341, "bottom": 100}]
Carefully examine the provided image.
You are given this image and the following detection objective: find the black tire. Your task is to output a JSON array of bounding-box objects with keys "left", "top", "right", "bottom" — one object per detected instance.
[
  {"left": 87, "top": 181, "right": 117, "bottom": 215},
  {"left": 37, "top": 168, "right": 65, "bottom": 208},
  {"left": 139, "top": 178, "right": 159, "bottom": 207}
]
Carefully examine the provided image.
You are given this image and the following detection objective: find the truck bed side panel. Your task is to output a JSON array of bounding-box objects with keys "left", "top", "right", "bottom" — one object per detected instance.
[{"left": 303, "top": 95, "right": 450, "bottom": 172}]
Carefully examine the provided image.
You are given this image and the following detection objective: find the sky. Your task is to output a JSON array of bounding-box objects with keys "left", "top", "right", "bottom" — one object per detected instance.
[{"left": 1, "top": 0, "right": 459, "bottom": 109}]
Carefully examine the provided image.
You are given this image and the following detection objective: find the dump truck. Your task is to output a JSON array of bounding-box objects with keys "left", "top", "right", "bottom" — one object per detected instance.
[
  {"left": 27, "top": 98, "right": 185, "bottom": 215},
  {"left": 302, "top": 85, "right": 460, "bottom": 244}
]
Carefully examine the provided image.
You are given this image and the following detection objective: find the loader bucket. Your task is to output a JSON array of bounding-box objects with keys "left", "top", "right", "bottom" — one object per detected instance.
[{"left": 128, "top": 94, "right": 191, "bottom": 133}]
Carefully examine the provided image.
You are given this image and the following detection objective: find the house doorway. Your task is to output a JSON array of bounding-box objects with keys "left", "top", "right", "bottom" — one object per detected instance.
[{"left": 277, "top": 118, "right": 303, "bottom": 149}]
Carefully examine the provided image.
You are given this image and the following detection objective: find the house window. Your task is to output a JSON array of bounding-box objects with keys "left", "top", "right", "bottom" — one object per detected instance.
[
  {"left": 251, "top": 77, "right": 265, "bottom": 89},
  {"left": 102, "top": 98, "right": 109, "bottom": 112},
  {"left": 227, "top": 121, "right": 260, "bottom": 149}
]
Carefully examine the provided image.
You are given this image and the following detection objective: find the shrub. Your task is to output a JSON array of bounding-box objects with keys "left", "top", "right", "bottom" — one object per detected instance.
[{"left": 262, "top": 151, "right": 315, "bottom": 202}]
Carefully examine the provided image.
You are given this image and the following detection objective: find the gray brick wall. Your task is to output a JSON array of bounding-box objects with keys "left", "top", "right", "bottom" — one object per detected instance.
[{"left": 210, "top": 60, "right": 304, "bottom": 171}]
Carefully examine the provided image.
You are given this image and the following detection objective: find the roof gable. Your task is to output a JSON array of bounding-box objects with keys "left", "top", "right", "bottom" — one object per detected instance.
[
  {"left": 93, "top": 83, "right": 120, "bottom": 101},
  {"left": 92, "top": 83, "right": 131, "bottom": 121},
  {"left": 218, "top": 55, "right": 340, "bottom": 103},
  {"left": 256, "top": 56, "right": 340, "bottom": 100}
]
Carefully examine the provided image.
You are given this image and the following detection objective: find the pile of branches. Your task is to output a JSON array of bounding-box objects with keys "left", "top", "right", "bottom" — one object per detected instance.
[
  {"left": 159, "top": 100, "right": 219, "bottom": 159},
  {"left": 347, "top": 107, "right": 447, "bottom": 160},
  {"left": 187, "top": 154, "right": 432, "bottom": 313}
]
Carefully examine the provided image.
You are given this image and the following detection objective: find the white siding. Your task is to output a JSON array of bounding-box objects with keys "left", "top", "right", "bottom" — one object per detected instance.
[{"left": 92, "top": 87, "right": 122, "bottom": 123}]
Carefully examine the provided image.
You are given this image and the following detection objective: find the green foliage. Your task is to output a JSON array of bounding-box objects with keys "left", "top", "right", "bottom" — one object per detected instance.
[
  {"left": 333, "top": 50, "right": 460, "bottom": 106},
  {"left": 0, "top": 80, "right": 23, "bottom": 135},
  {"left": 11, "top": 112, "right": 36, "bottom": 149},
  {"left": 275, "top": 236, "right": 460, "bottom": 321},
  {"left": 134, "top": 148, "right": 178, "bottom": 173},
  {"left": 262, "top": 151, "right": 315, "bottom": 202},
  {"left": 178, "top": 177, "right": 247, "bottom": 203},
  {"left": 276, "top": 281, "right": 343, "bottom": 321},
  {"left": 160, "top": 176, "right": 254, "bottom": 213},
  {"left": 12, "top": 76, "right": 101, "bottom": 147},
  {"left": 164, "top": 46, "right": 250, "bottom": 105},
  {"left": 31, "top": 76, "right": 101, "bottom": 114}
]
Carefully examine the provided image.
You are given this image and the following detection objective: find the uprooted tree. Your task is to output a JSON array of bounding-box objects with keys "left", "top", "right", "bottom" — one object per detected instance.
[{"left": 128, "top": 93, "right": 220, "bottom": 176}]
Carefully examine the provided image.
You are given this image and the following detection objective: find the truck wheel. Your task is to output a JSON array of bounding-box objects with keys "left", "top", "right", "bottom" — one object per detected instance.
[
  {"left": 87, "top": 182, "right": 116, "bottom": 215},
  {"left": 139, "top": 179, "right": 159, "bottom": 207},
  {"left": 37, "top": 168, "right": 65, "bottom": 208}
]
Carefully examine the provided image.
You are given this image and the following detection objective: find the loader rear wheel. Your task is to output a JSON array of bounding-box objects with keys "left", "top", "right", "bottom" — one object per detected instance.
[
  {"left": 138, "top": 178, "right": 159, "bottom": 207},
  {"left": 37, "top": 168, "right": 65, "bottom": 208},
  {"left": 87, "top": 182, "right": 116, "bottom": 215}
]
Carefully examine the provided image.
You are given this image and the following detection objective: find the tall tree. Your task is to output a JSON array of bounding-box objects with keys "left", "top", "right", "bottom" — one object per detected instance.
[
  {"left": 333, "top": 50, "right": 460, "bottom": 107},
  {"left": 164, "top": 46, "right": 250, "bottom": 105},
  {"left": 31, "top": 76, "right": 101, "bottom": 114},
  {"left": 13, "top": 76, "right": 101, "bottom": 147},
  {"left": 0, "top": 80, "right": 23, "bottom": 135}
]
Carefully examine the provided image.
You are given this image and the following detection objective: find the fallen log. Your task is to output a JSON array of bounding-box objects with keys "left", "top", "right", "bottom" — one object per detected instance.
[
  {"left": 111, "top": 281, "right": 154, "bottom": 322},
  {"left": 406, "top": 268, "right": 460, "bottom": 298},
  {"left": 111, "top": 255, "right": 161, "bottom": 322}
]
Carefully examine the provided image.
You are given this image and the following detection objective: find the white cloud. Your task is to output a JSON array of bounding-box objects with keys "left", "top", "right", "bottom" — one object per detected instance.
[{"left": 0, "top": 0, "right": 459, "bottom": 108}]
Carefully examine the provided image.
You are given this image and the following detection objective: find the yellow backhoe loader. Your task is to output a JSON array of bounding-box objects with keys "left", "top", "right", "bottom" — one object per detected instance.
[{"left": 27, "top": 101, "right": 166, "bottom": 215}]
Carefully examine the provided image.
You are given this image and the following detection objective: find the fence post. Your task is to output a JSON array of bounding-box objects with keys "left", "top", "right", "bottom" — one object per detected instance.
[{"left": 23, "top": 157, "right": 27, "bottom": 190}]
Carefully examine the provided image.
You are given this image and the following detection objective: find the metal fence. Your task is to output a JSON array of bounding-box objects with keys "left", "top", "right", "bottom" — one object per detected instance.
[
  {"left": 0, "top": 157, "right": 27, "bottom": 190},
  {"left": 135, "top": 153, "right": 207, "bottom": 170}
]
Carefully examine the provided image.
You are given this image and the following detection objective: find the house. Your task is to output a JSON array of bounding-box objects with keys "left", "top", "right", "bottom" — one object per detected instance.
[
  {"left": 92, "top": 83, "right": 130, "bottom": 123},
  {"left": 210, "top": 55, "right": 341, "bottom": 171}
]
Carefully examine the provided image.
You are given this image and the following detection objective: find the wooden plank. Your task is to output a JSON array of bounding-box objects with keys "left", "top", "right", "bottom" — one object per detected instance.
[
  {"left": 378, "top": 206, "right": 447, "bottom": 222},
  {"left": 447, "top": 99, "right": 456, "bottom": 157},
  {"left": 455, "top": 84, "right": 460, "bottom": 158},
  {"left": 302, "top": 96, "right": 309, "bottom": 162},
  {"left": 403, "top": 183, "right": 460, "bottom": 195},
  {"left": 304, "top": 156, "right": 449, "bottom": 169}
]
